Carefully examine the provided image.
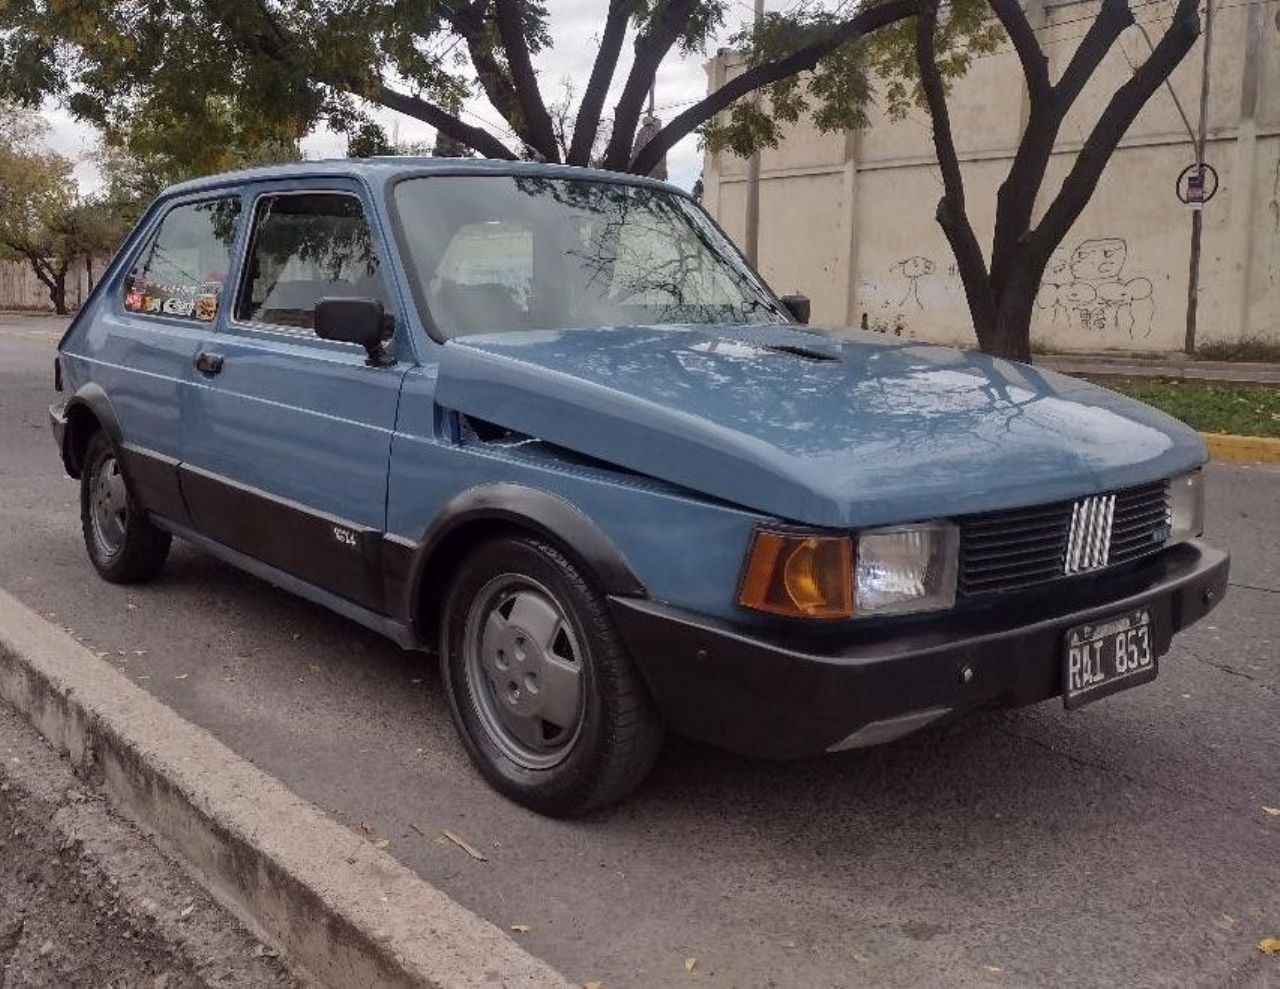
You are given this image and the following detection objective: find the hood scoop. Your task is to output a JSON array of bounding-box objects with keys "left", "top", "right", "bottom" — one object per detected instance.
[{"left": 763, "top": 343, "right": 843, "bottom": 363}]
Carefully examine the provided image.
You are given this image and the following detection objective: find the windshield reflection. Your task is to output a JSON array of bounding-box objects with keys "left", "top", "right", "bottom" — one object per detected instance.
[{"left": 393, "top": 175, "right": 787, "bottom": 337}]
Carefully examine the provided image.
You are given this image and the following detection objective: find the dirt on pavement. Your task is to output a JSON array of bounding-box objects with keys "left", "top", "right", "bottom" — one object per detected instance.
[{"left": 0, "top": 702, "right": 298, "bottom": 989}]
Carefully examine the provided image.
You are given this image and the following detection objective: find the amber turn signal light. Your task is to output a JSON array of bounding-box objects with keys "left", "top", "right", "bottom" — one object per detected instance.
[{"left": 738, "top": 530, "right": 854, "bottom": 619}]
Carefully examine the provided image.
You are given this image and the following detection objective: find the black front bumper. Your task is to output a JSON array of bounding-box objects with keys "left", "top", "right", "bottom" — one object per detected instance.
[{"left": 609, "top": 540, "right": 1229, "bottom": 758}]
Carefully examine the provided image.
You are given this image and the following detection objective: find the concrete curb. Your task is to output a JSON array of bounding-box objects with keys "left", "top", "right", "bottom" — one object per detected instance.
[
  {"left": 1204, "top": 432, "right": 1280, "bottom": 464},
  {"left": 0, "top": 588, "right": 569, "bottom": 989}
]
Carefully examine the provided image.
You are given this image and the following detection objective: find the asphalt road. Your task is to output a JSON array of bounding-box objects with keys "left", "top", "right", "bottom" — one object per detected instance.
[{"left": 2, "top": 312, "right": 1277, "bottom": 988}]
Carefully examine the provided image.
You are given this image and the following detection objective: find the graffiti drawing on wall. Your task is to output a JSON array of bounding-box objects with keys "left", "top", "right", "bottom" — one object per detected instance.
[
  {"left": 890, "top": 255, "right": 935, "bottom": 308},
  {"left": 1036, "top": 238, "right": 1155, "bottom": 338}
]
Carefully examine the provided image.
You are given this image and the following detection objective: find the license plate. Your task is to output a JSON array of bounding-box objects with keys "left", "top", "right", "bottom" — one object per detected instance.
[{"left": 1063, "top": 607, "right": 1157, "bottom": 709}]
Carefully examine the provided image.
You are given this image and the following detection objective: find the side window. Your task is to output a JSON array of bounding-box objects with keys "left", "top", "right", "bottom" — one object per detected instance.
[
  {"left": 429, "top": 222, "right": 533, "bottom": 333},
  {"left": 124, "top": 198, "right": 241, "bottom": 321},
  {"left": 235, "top": 193, "right": 387, "bottom": 332}
]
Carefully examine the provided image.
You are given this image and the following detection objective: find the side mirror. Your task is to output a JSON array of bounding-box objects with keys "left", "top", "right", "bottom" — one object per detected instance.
[
  {"left": 781, "top": 294, "right": 811, "bottom": 325},
  {"left": 314, "top": 297, "right": 393, "bottom": 366}
]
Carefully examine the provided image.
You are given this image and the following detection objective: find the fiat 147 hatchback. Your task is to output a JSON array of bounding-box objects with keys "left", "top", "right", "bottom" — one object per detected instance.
[{"left": 50, "top": 159, "right": 1229, "bottom": 815}]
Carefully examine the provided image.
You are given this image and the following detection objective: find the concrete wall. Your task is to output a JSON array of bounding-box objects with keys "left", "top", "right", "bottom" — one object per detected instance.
[{"left": 703, "top": 1, "right": 1280, "bottom": 352}]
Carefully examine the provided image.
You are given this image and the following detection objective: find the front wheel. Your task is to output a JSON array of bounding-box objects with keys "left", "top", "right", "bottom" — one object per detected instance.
[
  {"left": 80, "top": 431, "right": 171, "bottom": 583},
  {"left": 440, "top": 536, "right": 663, "bottom": 816}
]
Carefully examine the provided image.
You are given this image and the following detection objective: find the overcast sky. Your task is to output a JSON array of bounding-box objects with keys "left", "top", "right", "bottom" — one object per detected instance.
[{"left": 38, "top": 0, "right": 753, "bottom": 194}]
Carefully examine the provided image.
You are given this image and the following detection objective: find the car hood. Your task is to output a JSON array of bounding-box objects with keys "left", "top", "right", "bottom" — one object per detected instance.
[{"left": 435, "top": 324, "right": 1206, "bottom": 528}]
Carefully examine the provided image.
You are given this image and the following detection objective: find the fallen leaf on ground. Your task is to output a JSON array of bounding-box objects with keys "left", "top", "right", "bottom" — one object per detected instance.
[
  {"left": 984, "top": 966, "right": 1003, "bottom": 974},
  {"left": 408, "top": 823, "right": 425, "bottom": 836},
  {"left": 373, "top": 839, "right": 390, "bottom": 850},
  {"left": 1258, "top": 937, "right": 1280, "bottom": 955},
  {"left": 510, "top": 924, "right": 531, "bottom": 933},
  {"left": 1263, "top": 807, "right": 1280, "bottom": 817},
  {"left": 440, "top": 829, "right": 488, "bottom": 861},
  {"left": 684, "top": 958, "right": 697, "bottom": 973},
  {"left": 360, "top": 822, "right": 375, "bottom": 834},
  {"left": 174, "top": 674, "right": 188, "bottom": 680},
  {"left": 584, "top": 982, "right": 602, "bottom": 989}
]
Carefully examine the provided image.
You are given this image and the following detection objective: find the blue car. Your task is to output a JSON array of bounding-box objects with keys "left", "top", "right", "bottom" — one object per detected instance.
[{"left": 50, "top": 159, "right": 1228, "bottom": 815}]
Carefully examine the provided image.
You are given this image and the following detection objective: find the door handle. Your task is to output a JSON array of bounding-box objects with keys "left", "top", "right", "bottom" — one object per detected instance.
[{"left": 194, "top": 351, "right": 224, "bottom": 376}]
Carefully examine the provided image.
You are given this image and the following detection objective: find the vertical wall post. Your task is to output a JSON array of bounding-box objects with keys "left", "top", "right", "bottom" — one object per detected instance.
[
  {"left": 743, "top": 0, "right": 765, "bottom": 265},
  {"left": 1183, "top": 0, "right": 1214, "bottom": 354}
]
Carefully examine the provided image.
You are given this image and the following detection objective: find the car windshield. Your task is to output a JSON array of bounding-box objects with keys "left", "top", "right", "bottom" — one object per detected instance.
[{"left": 393, "top": 175, "right": 788, "bottom": 338}]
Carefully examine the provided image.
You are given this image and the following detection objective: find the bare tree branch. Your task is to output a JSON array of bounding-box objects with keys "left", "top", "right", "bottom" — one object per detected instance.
[
  {"left": 629, "top": 0, "right": 917, "bottom": 176},
  {"left": 567, "top": 0, "right": 630, "bottom": 165},
  {"left": 1056, "top": 0, "right": 1134, "bottom": 107},
  {"left": 915, "top": 0, "right": 996, "bottom": 336},
  {"left": 601, "top": 0, "right": 702, "bottom": 170},
  {"left": 987, "top": 0, "right": 1050, "bottom": 102},
  {"left": 988, "top": 0, "right": 1131, "bottom": 291},
  {"left": 374, "top": 84, "right": 517, "bottom": 159},
  {"left": 493, "top": 0, "right": 560, "bottom": 159},
  {"left": 1033, "top": 0, "right": 1199, "bottom": 253}
]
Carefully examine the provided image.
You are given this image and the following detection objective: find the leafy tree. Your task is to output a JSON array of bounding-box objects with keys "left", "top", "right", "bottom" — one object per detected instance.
[
  {"left": 0, "top": 107, "right": 77, "bottom": 312},
  {"left": 0, "top": 0, "right": 934, "bottom": 178},
  {"left": 0, "top": 103, "right": 137, "bottom": 312}
]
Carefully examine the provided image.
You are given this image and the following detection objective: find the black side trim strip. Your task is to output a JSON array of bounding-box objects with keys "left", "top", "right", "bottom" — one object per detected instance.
[
  {"left": 151, "top": 517, "right": 414, "bottom": 648},
  {"left": 119, "top": 445, "right": 190, "bottom": 526},
  {"left": 178, "top": 464, "right": 385, "bottom": 612}
]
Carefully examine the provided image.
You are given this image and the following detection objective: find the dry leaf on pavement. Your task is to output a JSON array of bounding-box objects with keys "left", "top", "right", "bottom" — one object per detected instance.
[
  {"left": 584, "top": 982, "right": 602, "bottom": 989},
  {"left": 374, "top": 839, "right": 390, "bottom": 849},
  {"left": 440, "top": 829, "right": 488, "bottom": 861},
  {"left": 510, "top": 925, "right": 531, "bottom": 933},
  {"left": 684, "top": 957, "right": 697, "bottom": 973},
  {"left": 1257, "top": 937, "right": 1280, "bottom": 955},
  {"left": 1263, "top": 807, "right": 1280, "bottom": 817}
]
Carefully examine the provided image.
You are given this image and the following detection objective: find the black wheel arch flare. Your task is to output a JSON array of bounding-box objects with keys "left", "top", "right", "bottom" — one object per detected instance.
[{"left": 385, "top": 483, "right": 647, "bottom": 647}]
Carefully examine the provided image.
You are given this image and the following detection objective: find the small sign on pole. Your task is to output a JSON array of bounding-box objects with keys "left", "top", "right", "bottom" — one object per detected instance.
[{"left": 1176, "top": 161, "right": 1218, "bottom": 210}]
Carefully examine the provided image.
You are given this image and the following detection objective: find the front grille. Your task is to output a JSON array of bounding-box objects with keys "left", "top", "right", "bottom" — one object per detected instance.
[{"left": 959, "top": 480, "right": 1170, "bottom": 596}]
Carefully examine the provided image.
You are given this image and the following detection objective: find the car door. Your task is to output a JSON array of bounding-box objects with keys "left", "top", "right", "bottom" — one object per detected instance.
[
  {"left": 91, "top": 193, "right": 244, "bottom": 524},
  {"left": 180, "top": 181, "right": 410, "bottom": 611}
]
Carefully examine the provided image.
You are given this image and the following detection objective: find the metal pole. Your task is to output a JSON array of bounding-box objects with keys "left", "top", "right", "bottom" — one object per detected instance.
[
  {"left": 1184, "top": 0, "right": 1214, "bottom": 354},
  {"left": 744, "top": 0, "right": 764, "bottom": 266}
]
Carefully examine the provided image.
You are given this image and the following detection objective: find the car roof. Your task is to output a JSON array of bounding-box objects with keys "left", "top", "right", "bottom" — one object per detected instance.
[{"left": 162, "top": 157, "right": 684, "bottom": 199}]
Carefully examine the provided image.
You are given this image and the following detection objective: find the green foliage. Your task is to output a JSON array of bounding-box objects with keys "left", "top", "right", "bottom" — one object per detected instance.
[
  {"left": 704, "top": 0, "right": 1003, "bottom": 157},
  {"left": 0, "top": 103, "right": 76, "bottom": 262},
  {"left": 0, "top": 0, "right": 451, "bottom": 175},
  {"left": 0, "top": 101, "right": 120, "bottom": 309},
  {"left": 1088, "top": 377, "right": 1280, "bottom": 439}
]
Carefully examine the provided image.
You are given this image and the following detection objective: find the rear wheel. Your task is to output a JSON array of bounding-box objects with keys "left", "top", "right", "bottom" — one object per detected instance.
[
  {"left": 440, "top": 536, "right": 663, "bottom": 816},
  {"left": 80, "top": 431, "right": 171, "bottom": 583}
]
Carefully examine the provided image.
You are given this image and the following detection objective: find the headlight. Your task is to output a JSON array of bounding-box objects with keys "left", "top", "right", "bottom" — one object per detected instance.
[
  {"left": 1168, "top": 469, "right": 1205, "bottom": 545},
  {"left": 854, "top": 521, "right": 959, "bottom": 616},
  {"left": 737, "top": 520, "right": 959, "bottom": 619}
]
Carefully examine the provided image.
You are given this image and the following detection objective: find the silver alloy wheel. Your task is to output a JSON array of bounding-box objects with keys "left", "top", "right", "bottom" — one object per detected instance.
[
  {"left": 462, "top": 574, "right": 586, "bottom": 770},
  {"left": 90, "top": 453, "right": 128, "bottom": 557}
]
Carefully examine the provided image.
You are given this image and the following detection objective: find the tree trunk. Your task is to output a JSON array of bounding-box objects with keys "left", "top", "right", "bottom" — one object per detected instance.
[{"left": 48, "top": 275, "right": 68, "bottom": 315}]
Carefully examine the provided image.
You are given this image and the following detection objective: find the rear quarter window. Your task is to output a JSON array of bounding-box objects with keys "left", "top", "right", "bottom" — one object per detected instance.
[{"left": 123, "top": 198, "right": 242, "bottom": 321}]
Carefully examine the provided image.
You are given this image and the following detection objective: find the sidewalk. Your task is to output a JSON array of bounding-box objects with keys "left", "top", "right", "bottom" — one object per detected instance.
[{"left": 1039, "top": 352, "right": 1280, "bottom": 386}]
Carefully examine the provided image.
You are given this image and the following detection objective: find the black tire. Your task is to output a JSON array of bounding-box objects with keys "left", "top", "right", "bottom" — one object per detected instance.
[
  {"left": 440, "top": 536, "right": 663, "bottom": 816},
  {"left": 80, "top": 430, "right": 171, "bottom": 583}
]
